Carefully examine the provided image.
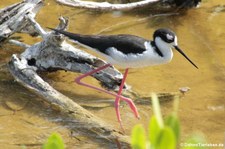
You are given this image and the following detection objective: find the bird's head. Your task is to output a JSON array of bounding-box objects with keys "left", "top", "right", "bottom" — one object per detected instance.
[
  {"left": 153, "top": 28, "right": 177, "bottom": 48},
  {"left": 153, "top": 28, "right": 198, "bottom": 69}
]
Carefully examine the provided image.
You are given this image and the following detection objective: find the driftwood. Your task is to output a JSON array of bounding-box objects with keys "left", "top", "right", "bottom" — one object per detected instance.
[
  {"left": 5, "top": 3, "right": 132, "bottom": 145},
  {"left": 0, "top": 0, "right": 43, "bottom": 42},
  {"left": 56, "top": 0, "right": 201, "bottom": 11},
  {"left": 18, "top": 16, "right": 125, "bottom": 90}
]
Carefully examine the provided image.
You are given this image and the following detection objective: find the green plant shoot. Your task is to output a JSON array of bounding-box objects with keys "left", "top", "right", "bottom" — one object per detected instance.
[
  {"left": 131, "top": 124, "right": 147, "bottom": 149},
  {"left": 43, "top": 133, "right": 65, "bottom": 149}
]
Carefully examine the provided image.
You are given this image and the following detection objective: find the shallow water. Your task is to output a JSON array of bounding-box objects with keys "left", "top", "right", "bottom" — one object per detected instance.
[{"left": 0, "top": 0, "right": 224, "bottom": 148}]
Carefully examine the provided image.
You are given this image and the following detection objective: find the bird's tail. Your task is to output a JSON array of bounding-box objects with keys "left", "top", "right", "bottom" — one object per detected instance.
[{"left": 47, "top": 27, "right": 81, "bottom": 40}]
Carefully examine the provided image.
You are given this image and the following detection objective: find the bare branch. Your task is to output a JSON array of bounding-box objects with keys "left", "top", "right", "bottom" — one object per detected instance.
[
  {"left": 25, "top": 14, "right": 47, "bottom": 38},
  {"left": 57, "top": 0, "right": 160, "bottom": 11},
  {"left": 0, "top": 0, "right": 43, "bottom": 42},
  {"left": 8, "top": 39, "right": 31, "bottom": 48}
]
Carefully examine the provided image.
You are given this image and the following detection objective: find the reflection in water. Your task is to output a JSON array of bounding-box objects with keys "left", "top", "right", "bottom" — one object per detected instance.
[{"left": 0, "top": 0, "right": 225, "bottom": 148}]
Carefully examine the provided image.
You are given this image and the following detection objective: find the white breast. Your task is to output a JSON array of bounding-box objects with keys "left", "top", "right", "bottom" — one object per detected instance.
[{"left": 105, "top": 41, "right": 173, "bottom": 68}]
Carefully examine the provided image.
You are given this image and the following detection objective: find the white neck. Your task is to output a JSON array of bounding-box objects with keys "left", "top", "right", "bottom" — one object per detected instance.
[{"left": 155, "top": 37, "right": 173, "bottom": 62}]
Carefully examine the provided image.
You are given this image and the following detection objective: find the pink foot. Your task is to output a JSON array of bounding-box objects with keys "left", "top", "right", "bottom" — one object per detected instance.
[{"left": 75, "top": 64, "right": 140, "bottom": 128}]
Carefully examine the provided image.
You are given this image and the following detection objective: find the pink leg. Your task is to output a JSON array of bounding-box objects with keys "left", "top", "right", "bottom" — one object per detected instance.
[
  {"left": 115, "top": 68, "right": 129, "bottom": 126},
  {"left": 75, "top": 64, "right": 140, "bottom": 121}
]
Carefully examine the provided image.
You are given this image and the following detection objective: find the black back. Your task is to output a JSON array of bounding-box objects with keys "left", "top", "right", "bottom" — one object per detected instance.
[{"left": 50, "top": 29, "right": 148, "bottom": 55}]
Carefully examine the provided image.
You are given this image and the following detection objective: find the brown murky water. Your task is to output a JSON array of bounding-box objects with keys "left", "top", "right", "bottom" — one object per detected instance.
[{"left": 0, "top": 0, "right": 225, "bottom": 148}]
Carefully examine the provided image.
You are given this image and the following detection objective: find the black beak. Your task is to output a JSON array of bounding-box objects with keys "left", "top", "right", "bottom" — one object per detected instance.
[{"left": 174, "top": 46, "right": 198, "bottom": 69}]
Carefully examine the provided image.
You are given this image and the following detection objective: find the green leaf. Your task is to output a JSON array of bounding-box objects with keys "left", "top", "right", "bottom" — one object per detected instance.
[
  {"left": 131, "top": 124, "right": 146, "bottom": 149},
  {"left": 149, "top": 116, "right": 161, "bottom": 146},
  {"left": 165, "top": 114, "right": 180, "bottom": 141},
  {"left": 151, "top": 93, "right": 164, "bottom": 128},
  {"left": 155, "top": 127, "right": 176, "bottom": 149},
  {"left": 43, "top": 133, "right": 65, "bottom": 149}
]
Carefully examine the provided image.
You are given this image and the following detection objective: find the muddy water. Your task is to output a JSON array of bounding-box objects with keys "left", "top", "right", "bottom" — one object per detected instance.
[{"left": 0, "top": 0, "right": 225, "bottom": 148}]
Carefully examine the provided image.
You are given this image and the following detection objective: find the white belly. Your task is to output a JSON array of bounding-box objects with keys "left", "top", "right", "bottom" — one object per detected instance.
[{"left": 105, "top": 48, "right": 173, "bottom": 68}]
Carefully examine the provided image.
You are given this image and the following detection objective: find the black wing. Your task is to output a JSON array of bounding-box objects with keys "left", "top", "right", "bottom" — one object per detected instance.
[{"left": 49, "top": 28, "right": 148, "bottom": 55}]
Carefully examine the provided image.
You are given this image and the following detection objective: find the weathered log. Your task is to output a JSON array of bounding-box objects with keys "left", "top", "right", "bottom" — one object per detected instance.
[{"left": 0, "top": 0, "right": 43, "bottom": 42}]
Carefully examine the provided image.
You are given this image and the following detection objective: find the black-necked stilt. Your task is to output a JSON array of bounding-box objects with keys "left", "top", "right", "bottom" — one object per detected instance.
[{"left": 48, "top": 28, "right": 198, "bottom": 128}]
